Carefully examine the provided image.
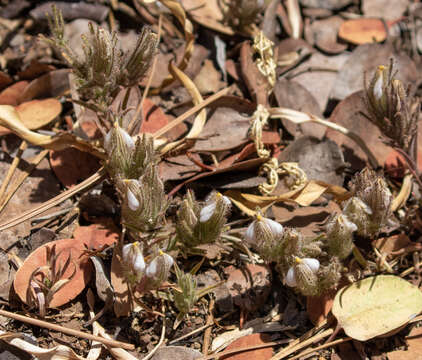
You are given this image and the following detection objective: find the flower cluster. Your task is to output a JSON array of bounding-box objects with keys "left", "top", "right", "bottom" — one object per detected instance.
[
  {"left": 44, "top": 6, "right": 157, "bottom": 114},
  {"left": 122, "top": 242, "right": 174, "bottom": 291},
  {"left": 364, "top": 61, "right": 419, "bottom": 154},
  {"left": 176, "top": 191, "right": 231, "bottom": 248},
  {"left": 243, "top": 168, "right": 393, "bottom": 296}
]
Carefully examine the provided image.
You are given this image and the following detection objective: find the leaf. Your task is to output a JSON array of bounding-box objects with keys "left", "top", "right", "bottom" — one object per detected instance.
[
  {"left": 332, "top": 275, "right": 422, "bottom": 341},
  {"left": 220, "top": 333, "right": 273, "bottom": 360},
  {"left": 73, "top": 222, "right": 119, "bottom": 249},
  {"left": 49, "top": 147, "right": 101, "bottom": 188},
  {"left": 150, "top": 346, "right": 202, "bottom": 360},
  {"left": 111, "top": 245, "right": 132, "bottom": 317},
  {"left": 13, "top": 238, "right": 92, "bottom": 308},
  {"left": 338, "top": 18, "right": 387, "bottom": 45}
]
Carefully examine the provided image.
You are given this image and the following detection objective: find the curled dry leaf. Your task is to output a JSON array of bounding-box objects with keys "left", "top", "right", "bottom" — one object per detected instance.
[
  {"left": 0, "top": 99, "right": 62, "bottom": 136},
  {"left": 13, "top": 238, "right": 92, "bottom": 308},
  {"left": 0, "top": 81, "right": 29, "bottom": 106},
  {"left": 332, "top": 275, "right": 422, "bottom": 341}
]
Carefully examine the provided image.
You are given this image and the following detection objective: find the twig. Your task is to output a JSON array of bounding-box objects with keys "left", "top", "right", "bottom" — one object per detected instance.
[
  {"left": 153, "top": 85, "right": 233, "bottom": 139},
  {"left": 202, "top": 298, "right": 215, "bottom": 355},
  {"left": 0, "top": 309, "right": 134, "bottom": 350},
  {"left": 289, "top": 337, "right": 352, "bottom": 360}
]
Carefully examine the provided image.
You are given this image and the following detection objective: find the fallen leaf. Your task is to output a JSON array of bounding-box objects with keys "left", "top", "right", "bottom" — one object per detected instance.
[
  {"left": 180, "top": 0, "right": 234, "bottom": 35},
  {"left": 387, "top": 327, "right": 422, "bottom": 360},
  {"left": 194, "top": 59, "right": 225, "bottom": 95},
  {"left": 224, "top": 264, "right": 271, "bottom": 312},
  {"left": 306, "top": 289, "right": 337, "bottom": 325},
  {"left": 278, "top": 136, "right": 346, "bottom": 186},
  {"left": 17, "top": 60, "right": 55, "bottom": 81},
  {"left": 305, "top": 16, "right": 347, "bottom": 54},
  {"left": 0, "top": 81, "right": 28, "bottom": 106},
  {"left": 326, "top": 91, "right": 391, "bottom": 170},
  {"left": 140, "top": 98, "right": 169, "bottom": 134},
  {"left": 338, "top": 18, "right": 387, "bottom": 45},
  {"left": 150, "top": 346, "right": 202, "bottom": 360},
  {"left": 19, "top": 69, "right": 71, "bottom": 102},
  {"left": 286, "top": 51, "right": 350, "bottom": 111},
  {"left": 0, "top": 99, "right": 62, "bottom": 136},
  {"left": 299, "top": 0, "right": 352, "bottom": 10},
  {"left": 373, "top": 234, "right": 411, "bottom": 256},
  {"left": 362, "top": 0, "right": 408, "bottom": 21},
  {"left": 273, "top": 79, "right": 324, "bottom": 140},
  {"left": 49, "top": 147, "right": 101, "bottom": 188},
  {"left": 0, "top": 71, "right": 12, "bottom": 91},
  {"left": 13, "top": 238, "right": 92, "bottom": 308},
  {"left": 332, "top": 275, "right": 422, "bottom": 341},
  {"left": 220, "top": 333, "right": 273, "bottom": 360},
  {"left": 73, "top": 221, "right": 119, "bottom": 250}
]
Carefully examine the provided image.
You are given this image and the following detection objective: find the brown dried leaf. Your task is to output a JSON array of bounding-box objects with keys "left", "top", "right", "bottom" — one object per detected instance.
[
  {"left": 338, "top": 18, "right": 387, "bottom": 45},
  {"left": 13, "top": 238, "right": 92, "bottom": 307},
  {"left": 111, "top": 245, "right": 131, "bottom": 317},
  {"left": 224, "top": 264, "right": 271, "bottom": 312},
  {"left": 0, "top": 81, "right": 28, "bottom": 106},
  {"left": 220, "top": 333, "right": 273, "bottom": 360}
]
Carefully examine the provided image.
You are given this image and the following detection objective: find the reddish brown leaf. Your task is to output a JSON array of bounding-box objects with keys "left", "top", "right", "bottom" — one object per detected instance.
[
  {"left": 49, "top": 147, "right": 101, "bottom": 188},
  {"left": 0, "top": 71, "right": 12, "bottom": 91},
  {"left": 140, "top": 98, "right": 169, "bottom": 134},
  {"left": 13, "top": 238, "right": 92, "bottom": 308},
  {"left": 373, "top": 234, "right": 411, "bottom": 256},
  {"left": 73, "top": 221, "right": 119, "bottom": 250},
  {"left": 17, "top": 60, "right": 56, "bottom": 81},
  {"left": 0, "top": 81, "right": 28, "bottom": 106},
  {"left": 387, "top": 327, "right": 422, "bottom": 360},
  {"left": 338, "top": 18, "right": 387, "bottom": 45},
  {"left": 224, "top": 264, "right": 271, "bottom": 312},
  {"left": 220, "top": 333, "right": 273, "bottom": 360},
  {"left": 306, "top": 289, "right": 336, "bottom": 325}
]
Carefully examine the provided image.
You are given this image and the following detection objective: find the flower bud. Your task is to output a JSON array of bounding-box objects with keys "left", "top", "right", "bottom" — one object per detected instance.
[
  {"left": 285, "top": 257, "right": 320, "bottom": 296},
  {"left": 342, "top": 197, "right": 372, "bottom": 237},
  {"left": 326, "top": 213, "right": 357, "bottom": 259},
  {"left": 145, "top": 250, "right": 174, "bottom": 288},
  {"left": 199, "top": 193, "right": 231, "bottom": 223},
  {"left": 122, "top": 242, "right": 145, "bottom": 283}
]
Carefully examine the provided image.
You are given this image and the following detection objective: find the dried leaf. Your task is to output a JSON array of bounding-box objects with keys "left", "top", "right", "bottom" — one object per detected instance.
[
  {"left": 111, "top": 245, "right": 131, "bottom": 317},
  {"left": 338, "top": 18, "right": 387, "bottom": 45},
  {"left": 332, "top": 275, "right": 422, "bottom": 341},
  {"left": 220, "top": 333, "right": 273, "bottom": 360},
  {"left": 13, "top": 238, "right": 92, "bottom": 308}
]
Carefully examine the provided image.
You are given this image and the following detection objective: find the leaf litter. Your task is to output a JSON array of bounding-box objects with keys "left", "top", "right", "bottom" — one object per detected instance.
[{"left": 0, "top": 1, "right": 422, "bottom": 360}]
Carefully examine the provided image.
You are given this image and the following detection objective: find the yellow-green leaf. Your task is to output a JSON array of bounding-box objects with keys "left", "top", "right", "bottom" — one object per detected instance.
[{"left": 332, "top": 275, "right": 422, "bottom": 341}]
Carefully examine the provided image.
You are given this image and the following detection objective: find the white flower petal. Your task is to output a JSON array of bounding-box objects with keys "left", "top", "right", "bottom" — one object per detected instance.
[
  {"left": 222, "top": 195, "right": 231, "bottom": 206},
  {"left": 244, "top": 221, "right": 256, "bottom": 244},
  {"left": 373, "top": 74, "right": 383, "bottom": 100},
  {"left": 339, "top": 214, "right": 357, "bottom": 232},
  {"left": 122, "top": 243, "right": 132, "bottom": 263},
  {"left": 264, "top": 218, "right": 284, "bottom": 236},
  {"left": 146, "top": 258, "right": 158, "bottom": 278},
  {"left": 133, "top": 252, "right": 146, "bottom": 273},
  {"left": 121, "top": 128, "right": 135, "bottom": 151},
  {"left": 285, "top": 267, "right": 297, "bottom": 287},
  {"left": 162, "top": 253, "right": 174, "bottom": 268},
  {"left": 104, "top": 129, "right": 113, "bottom": 153},
  {"left": 302, "top": 258, "right": 320, "bottom": 273},
  {"left": 127, "top": 188, "right": 139, "bottom": 211},
  {"left": 199, "top": 203, "right": 216, "bottom": 223}
]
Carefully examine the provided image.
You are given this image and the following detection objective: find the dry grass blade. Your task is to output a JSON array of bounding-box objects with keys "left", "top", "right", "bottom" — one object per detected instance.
[
  {"left": 0, "top": 149, "right": 48, "bottom": 213},
  {"left": 286, "top": 0, "right": 301, "bottom": 39},
  {"left": 0, "top": 167, "right": 107, "bottom": 231},
  {"left": 0, "top": 140, "right": 27, "bottom": 202},
  {"left": 0, "top": 309, "right": 135, "bottom": 350}
]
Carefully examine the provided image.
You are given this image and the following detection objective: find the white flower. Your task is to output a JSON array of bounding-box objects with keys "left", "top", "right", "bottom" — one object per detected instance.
[
  {"left": 122, "top": 242, "right": 145, "bottom": 274},
  {"left": 104, "top": 122, "right": 135, "bottom": 154},
  {"left": 373, "top": 66, "right": 385, "bottom": 100},
  {"left": 199, "top": 193, "right": 231, "bottom": 223},
  {"left": 244, "top": 215, "right": 283, "bottom": 244},
  {"left": 146, "top": 251, "right": 174, "bottom": 280},
  {"left": 285, "top": 257, "right": 320, "bottom": 288},
  {"left": 127, "top": 187, "right": 139, "bottom": 211}
]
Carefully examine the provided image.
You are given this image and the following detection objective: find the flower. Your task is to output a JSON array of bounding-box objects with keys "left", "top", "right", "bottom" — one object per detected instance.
[
  {"left": 326, "top": 213, "right": 357, "bottom": 259},
  {"left": 244, "top": 214, "right": 283, "bottom": 245},
  {"left": 122, "top": 242, "right": 145, "bottom": 283},
  {"left": 145, "top": 250, "right": 174, "bottom": 287},
  {"left": 285, "top": 257, "right": 320, "bottom": 290},
  {"left": 199, "top": 193, "right": 231, "bottom": 223}
]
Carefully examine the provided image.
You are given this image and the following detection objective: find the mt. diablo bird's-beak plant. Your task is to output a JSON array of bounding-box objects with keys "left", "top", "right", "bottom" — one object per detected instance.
[{"left": 243, "top": 167, "right": 395, "bottom": 296}]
